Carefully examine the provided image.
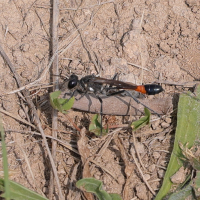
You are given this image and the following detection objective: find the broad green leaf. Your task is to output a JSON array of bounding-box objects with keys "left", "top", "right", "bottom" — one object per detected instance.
[
  {"left": 131, "top": 107, "right": 151, "bottom": 131},
  {"left": 50, "top": 91, "right": 74, "bottom": 113},
  {"left": 0, "top": 178, "right": 48, "bottom": 200},
  {"left": 155, "top": 85, "right": 200, "bottom": 200},
  {"left": 52, "top": 98, "right": 63, "bottom": 112},
  {"left": 50, "top": 91, "right": 61, "bottom": 110},
  {"left": 89, "top": 114, "right": 108, "bottom": 136},
  {"left": 50, "top": 90, "right": 61, "bottom": 99},
  {"left": 59, "top": 96, "right": 75, "bottom": 111},
  {"left": 76, "top": 178, "right": 122, "bottom": 200}
]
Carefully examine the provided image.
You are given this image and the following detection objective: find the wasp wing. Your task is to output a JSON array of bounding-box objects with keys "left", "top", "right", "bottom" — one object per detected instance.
[{"left": 92, "top": 77, "right": 138, "bottom": 90}]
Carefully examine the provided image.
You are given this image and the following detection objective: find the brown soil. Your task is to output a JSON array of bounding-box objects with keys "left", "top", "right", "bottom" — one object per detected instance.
[{"left": 0, "top": 0, "right": 200, "bottom": 199}]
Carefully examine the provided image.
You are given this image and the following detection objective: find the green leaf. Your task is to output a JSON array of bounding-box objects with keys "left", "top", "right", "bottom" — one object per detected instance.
[
  {"left": 131, "top": 107, "right": 151, "bottom": 131},
  {"left": 0, "top": 119, "right": 10, "bottom": 200},
  {"left": 155, "top": 85, "right": 200, "bottom": 200},
  {"left": 167, "top": 185, "right": 194, "bottom": 200},
  {"left": 89, "top": 114, "right": 101, "bottom": 131},
  {"left": 50, "top": 90, "right": 61, "bottom": 99},
  {"left": 89, "top": 114, "right": 108, "bottom": 136},
  {"left": 50, "top": 91, "right": 74, "bottom": 113},
  {"left": 193, "top": 171, "right": 200, "bottom": 197},
  {"left": 76, "top": 178, "right": 122, "bottom": 200},
  {"left": 59, "top": 96, "right": 75, "bottom": 111},
  {"left": 50, "top": 91, "right": 61, "bottom": 109},
  {"left": 109, "top": 193, "right": 122, "bottom": 200},
  {"left": 0, "top": 178, "right": 48, "bottom": 200}
]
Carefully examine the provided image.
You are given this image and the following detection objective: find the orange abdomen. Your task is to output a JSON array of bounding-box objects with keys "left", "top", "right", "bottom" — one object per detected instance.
[{"left": 134, "top": 85, "right": 147, "bottom": 94}]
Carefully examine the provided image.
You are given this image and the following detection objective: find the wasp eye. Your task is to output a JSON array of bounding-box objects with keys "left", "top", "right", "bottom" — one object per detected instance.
[{"left": 68, "top": 75, "right": 78, "bottom": 89}]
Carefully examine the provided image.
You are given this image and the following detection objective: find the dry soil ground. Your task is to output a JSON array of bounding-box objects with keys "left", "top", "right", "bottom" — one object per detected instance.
[{"left": 0, "top": 0, "right": 200, "bottom": 199}]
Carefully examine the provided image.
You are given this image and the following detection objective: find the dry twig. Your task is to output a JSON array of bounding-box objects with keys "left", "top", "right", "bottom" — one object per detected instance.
[
  {"left": 49, "top": 0, "right": 60, "bottom": 198},
  {"left": 6, "top": 129, "right": 79, "bottom": 155},
  {"left": 0, "top": 107, "right": 36, "bottom": 129},
  {"left": 114, "top": 137, "right": 135, "bottom": 200},
  {"left": 77, "top": 128, "right": 94, "bottom": 200},
  {"left": 130, "top": 146, "right": 155, "bottom": 195}
]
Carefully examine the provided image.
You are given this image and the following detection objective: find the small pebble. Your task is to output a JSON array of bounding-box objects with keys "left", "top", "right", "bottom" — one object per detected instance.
[
  {"left": 135, "top": 142, "right": 145, "bottom": 154},
  {"left": 21, "top": 70, "right": 33, "bottom": 79},
  {"left": 165, "top": 117, "right": 171, "bottom": 124},
  {"left": 66, "top": 157, "right": 74, "bottom": 165},
  {"left": 143, "top": 174, "right": 151, "bottom": 181},
  {"left": 157, "top": 169, "right": 165, "bottom": 178},
  {"left": 159, "top": 41, "right": 171, "bottom": 53},
  {"left": 170, "top": 166, "right": 186, "bottom": 184},
  {"left": 148, "top": 164, "right": 155, "bottom": 172},
  {"left": 151, "top": 120, "right": 160, "bottom": 130},
  {"left": 160, "top": 33, "right": 166, "bottom": 40},
  {"left": 153, "top": 152, "right": 160, "bottom": 159},
  {"left": 42, "top": 186, "right": 48, "bottom": 194},
  {"left": 161, "top": 122, "right": 170, "bottom": 128}
]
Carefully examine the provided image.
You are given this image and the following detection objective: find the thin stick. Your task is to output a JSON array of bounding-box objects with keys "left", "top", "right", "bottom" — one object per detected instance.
[
  {"left": 127, "top": 62, "right": 150, "bottom": 72},
  {"left": 6, "top": 129, "right": 79, "bottom": 155},
  {"left": 154, "top": 80, "right": 198, "bottom": 87},
  {"left": 0, "top": 107, "right": 36, "bottom": 129},
  {"left": 49, "top": 0, "right": 60, "bottom": 198},
  {"left": 130, "top": 146, "right": 155, "bottom": 195},
  {"left": 132, "top": 134, "right": 145, "bottom": 170}
]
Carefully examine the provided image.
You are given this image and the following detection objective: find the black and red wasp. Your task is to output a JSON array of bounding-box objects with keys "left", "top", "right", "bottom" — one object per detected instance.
[{"left": 67, "top": 74, "right": 163, "bottom": 132}]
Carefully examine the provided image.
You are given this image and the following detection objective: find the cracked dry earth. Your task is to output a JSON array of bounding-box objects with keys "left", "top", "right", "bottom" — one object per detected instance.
[{"left": 0, "top": 0, "right": 200, "bottom": 199}]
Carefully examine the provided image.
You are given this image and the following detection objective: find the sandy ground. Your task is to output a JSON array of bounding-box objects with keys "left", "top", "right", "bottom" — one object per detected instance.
[{"left": 0, "top": 0, "right": 200, "bottom": 199}]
